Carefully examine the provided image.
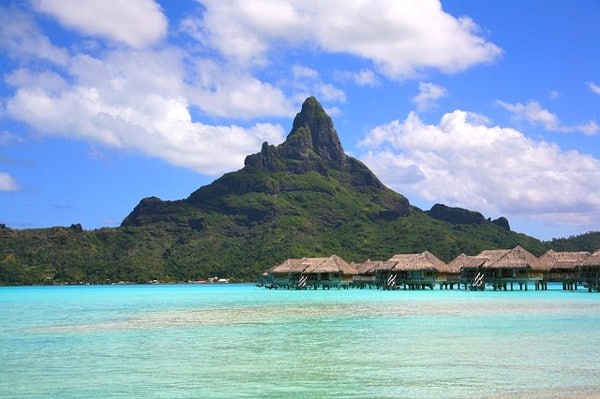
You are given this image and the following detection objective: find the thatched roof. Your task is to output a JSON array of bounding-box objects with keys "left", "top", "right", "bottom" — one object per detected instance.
[
  {"left": 352, "top": 260, "right": 394, "bottom": 274},
  {"left": 582, "top": 250, "right": 600, "bottom": 267},
  {"left": 268, "top": 255, "right": 357, "bottom": 274},
  {"left": 388, "top": 251, "right": 451, "bottom": 272},
  {"left": 447, "top": 253, "right": 486, "bottom": 272},
  {"left": 476, "top": 249, "right": 512, "bottom": 266},
  {"left": 482, "top": 246, "right": 543, "bottom": 270},
  {"left": 350, "top": 262, "right": 369, "bottom": 274},
  {"left": 538, "top": 250, "right": 590, "bottom": 271},
  {"left": 302, "top": 255, "right": 357, "bottom": 274},
  {"left": 268, "top": 258, "right": 306, "bottom": 274}
]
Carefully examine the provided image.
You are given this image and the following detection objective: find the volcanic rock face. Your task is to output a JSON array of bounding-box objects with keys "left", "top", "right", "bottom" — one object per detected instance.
[
  {"left": 245, "top": 96, "right": 347, "bottom": 174},
  {"left": 242, "top": 96, "right": 386, "bottom": 189}
]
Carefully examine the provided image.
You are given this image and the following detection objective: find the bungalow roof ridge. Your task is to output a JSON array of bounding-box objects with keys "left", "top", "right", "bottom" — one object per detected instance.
[
  {"left": 302, "top": 254, "right": 357, "bottom": 274},
  {"left": 448, "top": 253, "right": 486, "bottom": 272},
  {"left": 387, "top": 251, "right": 448, "bottom": 272},
  {"left": 539, "top": 249, "right": 591, "bottom": 270},
  {"left": 582, "top": 250, "right": 600, "bottom": 266},
  {"left": 484, "top": 246, "right": 543, "bottom": 270}
]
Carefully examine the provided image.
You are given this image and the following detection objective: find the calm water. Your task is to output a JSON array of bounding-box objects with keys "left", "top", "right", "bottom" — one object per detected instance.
[{"left": 1, "top": 284, "right": 599, "bottom": 398}]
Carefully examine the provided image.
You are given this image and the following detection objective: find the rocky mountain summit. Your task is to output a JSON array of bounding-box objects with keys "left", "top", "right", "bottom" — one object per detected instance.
[
  {"left": 126, "top": 97, "right": 409, "bottom": 226},
  {"left": 245, "top": 96, "right": 348, "bottom": 174}
]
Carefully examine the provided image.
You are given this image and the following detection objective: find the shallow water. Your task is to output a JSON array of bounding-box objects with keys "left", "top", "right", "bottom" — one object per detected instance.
[{"left": 1, "top": 284, "right": 599, "bottom": 398}]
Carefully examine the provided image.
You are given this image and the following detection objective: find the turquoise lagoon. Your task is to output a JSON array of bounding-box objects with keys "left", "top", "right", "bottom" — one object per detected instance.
[{"left": 1, "top": 284, "right": 599, "bottom": 398}]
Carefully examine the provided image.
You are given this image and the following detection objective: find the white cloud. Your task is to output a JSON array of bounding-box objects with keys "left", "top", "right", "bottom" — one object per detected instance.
[
  {"left": 186, "top": 60, "right": 296, "bottom": 118},
  {"left": 497, "top": 100, "right": 560, "bottom": 129},
  {"left": 549, "top": 90, "right": 561, "bottom": 100},
  {"left": 4, "top": 49, "right": 287, "bottom": 176},
  {"left": 5, "top": 68, "right": 70, "bottom": 94},
  {"left": 588, "top": 81, "right": 600, "bottom": 95},
  {"left": 289, "top": 65, "right": 346, "bottom": 103},
  {"left": 412, "top": 82, "right": 447, "bottom": 111},
  {"left": 32, "top": 0, "right": 167, "bottom": 48},
  {"left": 359, "top": 110, "right": 600, "bottom": 228},
  {"left": 0, "top": 6, "right": 68, "bottom": 65},
  {"left": 497, "top": 100, "right": 599, "bottom": 136},
  {"left": 193, "top": 0, "right": 502, "bottom": 78},
  {"left": 0, "top": 131, "right": 24, "bottom": 146},
  {"left": 0, "top": 172, "right": 20, "bottom": 192},
  {"left": 335, "top": 69, "right": 380, "bottom": 87}
]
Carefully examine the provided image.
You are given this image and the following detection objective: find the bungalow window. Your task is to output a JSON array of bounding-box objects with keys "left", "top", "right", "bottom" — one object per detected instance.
[{"left": 501, "top": 268, "right": 514, "bottom": 278}]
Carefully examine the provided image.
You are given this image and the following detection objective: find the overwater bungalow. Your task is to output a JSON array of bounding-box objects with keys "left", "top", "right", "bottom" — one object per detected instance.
[
  {"left": 580, "top": 250, "right": 600, "bottom": 292},
  {"left": 539, "top": 250, "right": 590, "bottom": 290},
  {"left": 351, "top": 260, "right": 391, "bottom": 288},
  {"left": 448, "top": 253, "right": 486, "bottom": 289},
  {"left": 266, "top": 258, "right": 306, "bottom": 289},
  {"left": 265, "top": 255, "right": 356, "bottom": 289},
  {"left": 301, "top": 255, "right": 357, "bottom": 289},
  {"left": 478, "top": 246, "right": 544, "bottom": 291},
  {"left": 383, "top": 251, "right": 450, "bottom": 290}
]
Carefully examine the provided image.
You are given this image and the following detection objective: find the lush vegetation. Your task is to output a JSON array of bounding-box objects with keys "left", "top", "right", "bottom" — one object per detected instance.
[
  {"left": 0, "top": 97, "right": 596, "bottom": 285},
  {"left": 547, "top": 232, "right": 600, "bottom": 253},
  {"left": 0, "top": 196, "right": 554, "bottom": 285}
]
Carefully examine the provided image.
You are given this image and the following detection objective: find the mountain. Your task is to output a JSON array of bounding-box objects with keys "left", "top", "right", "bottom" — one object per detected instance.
[
  {"left": 124, "top": 97, "right": 409, "bottom": 228},
  {"left": 0, "top": 97, "right": 582, "bottom": 285},
  {"left": 427, "top": 204, "right": 510, "bottom": 230}
]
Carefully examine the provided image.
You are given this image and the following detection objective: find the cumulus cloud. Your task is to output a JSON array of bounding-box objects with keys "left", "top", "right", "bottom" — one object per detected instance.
[
  {"left": 412, "top": 82, "right": 447, "bottom": 111},
  {"left": 0, "top": 172, "right": 20, "bottom": 192},
  {"left": 4, "top": 48, "right": 286, "bottom": 176},
  {"left": 335, "top": 69, "right": 380, "bottom": 87},
  {"left": 0, "top": 6, "right": 68, "bottom": 65},
  {"left": 186, "top": 59, "right": 296, "bottom": 119},
  {"left": 290, "top": 65, "right": 346, "bottom": 103},
  {"left": 548, "top": 90, "right": 561, "bottom": 100},
  {"left": 497, "top": 100, "right": 599, "bottom": 136},
  {"left": 32, "top": 0, "right": 167, "bottom": 48},
  {"left": 193, "top": 0, "right": 502, "bottom": 78},
  {"left": 358, "top": 110, "right": 600, "bottom": 227},
  {"left": 0, "top": 131, "right": 24, "bottom": 146},
  {"left": 588, "top": 81, "right": 600, "bottom": 95}
]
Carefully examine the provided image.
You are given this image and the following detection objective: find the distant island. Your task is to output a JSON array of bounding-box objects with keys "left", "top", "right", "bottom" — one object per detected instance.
[{"left": 1, "top": 97, "right": 599, "bottom": 285}]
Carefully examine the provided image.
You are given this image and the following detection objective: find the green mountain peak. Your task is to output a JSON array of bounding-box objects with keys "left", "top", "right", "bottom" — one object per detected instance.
[{"left": 244, "top": 96, "right": 347, "bottom": 174}]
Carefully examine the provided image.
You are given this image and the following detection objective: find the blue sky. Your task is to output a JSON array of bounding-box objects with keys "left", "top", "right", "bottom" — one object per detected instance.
[{"left": 0, "top": 0, "right": 599, "bottom": 241}]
